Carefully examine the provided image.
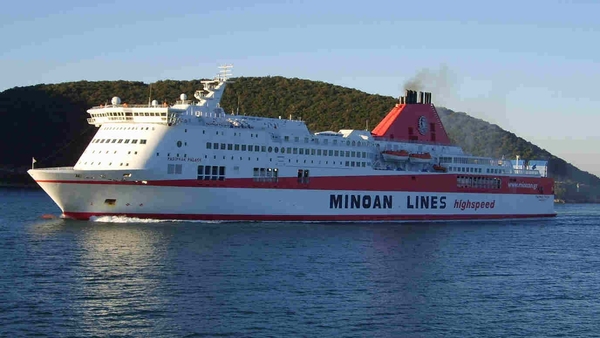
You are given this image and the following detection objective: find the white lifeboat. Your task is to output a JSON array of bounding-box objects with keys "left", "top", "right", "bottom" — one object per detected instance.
[
  {"left": 409, "top": 152, "right": 432, "bottom": 163},
  {"left": 382, "top": 150, "right": 409, "bottom": 162}
]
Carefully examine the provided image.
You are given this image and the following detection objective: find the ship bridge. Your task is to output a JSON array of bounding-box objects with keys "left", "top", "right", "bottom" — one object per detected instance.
[
  {"left": 86, "top": 100, "right": 174, "bottom": 127},
  {"left": 87, "top": 65, "right": 233, "bottom": 127}
]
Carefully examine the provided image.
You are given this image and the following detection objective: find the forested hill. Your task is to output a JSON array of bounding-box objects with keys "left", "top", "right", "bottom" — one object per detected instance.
[{"left": 0, "top": 76, "right": 597, "bottom": 201}]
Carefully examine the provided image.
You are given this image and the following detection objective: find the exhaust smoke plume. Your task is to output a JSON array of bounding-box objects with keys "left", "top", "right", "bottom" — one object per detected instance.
[{"left": 403, "top": 64, "right": 455, "bottom": 105}]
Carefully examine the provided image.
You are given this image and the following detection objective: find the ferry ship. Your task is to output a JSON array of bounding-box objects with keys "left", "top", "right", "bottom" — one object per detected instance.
[{"left": 29, "top": 66, "right": 556, "bottom": 221}]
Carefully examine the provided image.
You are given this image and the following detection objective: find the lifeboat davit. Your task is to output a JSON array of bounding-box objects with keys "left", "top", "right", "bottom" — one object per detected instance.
[
  {"left": 382, "top": 150, "right": 409, "bottom": 162},
  {"left": 409, "top": 152, "right": 432, "bottom": 163}
]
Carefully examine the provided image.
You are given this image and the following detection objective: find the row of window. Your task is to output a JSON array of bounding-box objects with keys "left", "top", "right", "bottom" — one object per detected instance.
[
  {"left": 449, "top": 166, "right": 482, "bottom": 173},
  {"left": 92, "top": 139, "right": 147, "bottom": 144},
  {"left": 197, "top": 165, "right": 226, "bottom": 180},
  {"left": 448, "top": 166, "right": 506, "bottom": 174},
  {"left": 159, "top": 151, "right": 371, "bottom": 168},
  {"left": 91, "top": 150, "right": 138, "bottom": 155},
  {"left": 206, "top": 142, "right": 371, "bottom": 159},
  {"left": 80, "top": 161, "right": 130, "bottom": 166},
  {"left": 457, "top": 176, "right": 502, "bottom": 189},
  {"left": 104, "top": 126, "right": 154, "bottom": 131},
  {"left": 282, "top": 135, "right": 368, "bottom": 147},
  {"left": 92, "top": 112, "right": 167, "bottom": 117},
  {"left": 453, "top": 157, "right": 492, "bottom": 165},
  {"left": 253, "top": 167, "right": 279, "bottom": 182},
  {"left": 486, "top": 168, "right": 506, "bottom": 174}
]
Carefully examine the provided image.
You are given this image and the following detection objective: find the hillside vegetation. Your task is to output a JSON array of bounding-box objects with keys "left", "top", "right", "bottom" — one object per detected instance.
[{"left": 0, "top": 76, "right": 597, "bottom": 201}]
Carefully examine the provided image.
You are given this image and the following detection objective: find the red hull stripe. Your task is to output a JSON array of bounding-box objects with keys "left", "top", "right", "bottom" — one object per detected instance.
[
  {"left": 36, "top": 175, "right": 554, "bottom": 195},
  {"left": 63, "top": 212, "right": 557, "bottom": 221}
]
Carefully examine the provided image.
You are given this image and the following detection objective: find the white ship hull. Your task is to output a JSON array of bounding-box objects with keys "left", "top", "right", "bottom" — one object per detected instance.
[{"left": 32, "top": 172, "right": 555, "bottom": 221}]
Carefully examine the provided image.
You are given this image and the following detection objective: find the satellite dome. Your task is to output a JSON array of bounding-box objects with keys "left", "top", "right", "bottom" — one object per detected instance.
[
  {"left": 111, "top": 96, "right": 121, "bottom": 105},
  {"left": 151, "top": 99, "right": 159, "bottom": 107},
  {"left": 180, "top": 93, "right": 187, "bottom": 101}
]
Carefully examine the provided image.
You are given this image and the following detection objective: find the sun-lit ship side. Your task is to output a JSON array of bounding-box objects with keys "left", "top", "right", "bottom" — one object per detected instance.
[{"left": 29, "top": 66, "right": 556, "bottom": 221}]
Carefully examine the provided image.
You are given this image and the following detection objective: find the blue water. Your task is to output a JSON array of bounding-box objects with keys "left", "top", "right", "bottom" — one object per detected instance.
[{"left": 1, "top": 188, "right": 600, "bottom": 337}]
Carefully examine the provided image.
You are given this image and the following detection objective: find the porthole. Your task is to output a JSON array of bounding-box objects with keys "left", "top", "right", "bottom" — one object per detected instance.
[
  {"left": 268, "top": 146, "right": 273, "bottom": 153},
  {"left": 177, "top": 141, "right": 182, "bottom": 147},
  {"left": 274, "top": 147, "right": 279, "bottom": 153}
]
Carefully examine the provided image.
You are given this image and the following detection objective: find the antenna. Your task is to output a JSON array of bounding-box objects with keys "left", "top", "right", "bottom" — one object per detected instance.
[
  {"left": 218, "top": 64, "right": 233, "bottom": 81},
  {"left": 366, "top": 119, "right": 369, "bottom": 131},
  {"left": 148, "top": 84, "right": 152, "bottom": 107}
]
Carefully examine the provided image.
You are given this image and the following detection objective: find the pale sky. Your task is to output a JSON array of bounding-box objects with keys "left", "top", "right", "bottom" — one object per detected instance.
[{"left": 2, "top": 0, "right": 599, "bottom": 177}]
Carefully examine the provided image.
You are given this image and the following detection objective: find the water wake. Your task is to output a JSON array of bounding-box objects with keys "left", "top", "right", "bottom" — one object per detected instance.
[{"left": 88, "top": 215, "right": 225, "bottom": 224}]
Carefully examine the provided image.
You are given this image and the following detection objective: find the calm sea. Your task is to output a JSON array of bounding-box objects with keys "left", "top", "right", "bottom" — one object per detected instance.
[{"left": 1, "top": 188, "right": 600, "bottom": 337}]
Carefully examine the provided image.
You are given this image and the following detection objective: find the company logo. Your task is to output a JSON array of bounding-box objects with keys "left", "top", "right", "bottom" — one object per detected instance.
[
  {"left": 330, "top": 194, "right": 392, "bottom": 209},
  {"left": 418, "top": 116, "right": 428, "bottom": 135},
  {"left": 508, "top": 182, "right": 538, "bottom": 189},
  {"left": 406, "top": 195, "right": 447, "bottom": 209}
]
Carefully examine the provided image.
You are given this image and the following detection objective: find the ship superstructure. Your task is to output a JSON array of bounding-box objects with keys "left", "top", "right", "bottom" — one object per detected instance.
[{"left": 29, "top": 66, "right": 555, "bottom": 221}]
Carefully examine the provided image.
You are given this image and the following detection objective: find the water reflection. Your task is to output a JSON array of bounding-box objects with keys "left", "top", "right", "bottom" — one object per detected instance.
[
  {"left": 24, "top": 219, "right": 175, "bottom": 335},
  {"left": 73, "top": 221, "right": 172, "bottom": 335}
]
